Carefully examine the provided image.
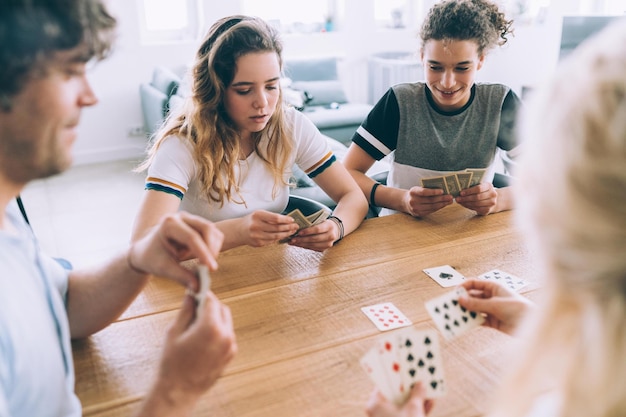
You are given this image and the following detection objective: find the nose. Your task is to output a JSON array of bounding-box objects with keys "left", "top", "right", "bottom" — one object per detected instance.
[
  {"left": 78, "top": 76, "right": 98, "bottom": 107},
  {"left": 253, "top": 89, "right": 268, "bottom": 109},
  {"left": 441, "top": 70, "right": 455, "bottom": 89}
]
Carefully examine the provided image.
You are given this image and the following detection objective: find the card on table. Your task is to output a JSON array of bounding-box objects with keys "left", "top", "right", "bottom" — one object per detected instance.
[
  {"left": 397, "top": 328, "right": 446, "bottom": 398},
  {"left": 424, "top": 287, "right": 484, "bottom": 341},
  {"left": 422, "top": 265, "right": 466, "bottom": 288},
  {"left": 478, "top": 269, "right": 528, "bottom": 292},
  {"left": 361, "top": 302, "right": 412, "bottom": 332}
]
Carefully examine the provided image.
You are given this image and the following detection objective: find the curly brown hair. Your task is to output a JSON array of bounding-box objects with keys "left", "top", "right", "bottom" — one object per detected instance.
[
  {"left": 0, "top": 0, "right": 116, "bottom": 109},
  {"left": 420, "top": 0, "right": 513, "bottom": 55}
]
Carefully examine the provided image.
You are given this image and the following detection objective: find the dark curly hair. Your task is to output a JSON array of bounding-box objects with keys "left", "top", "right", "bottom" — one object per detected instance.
[
  {"left": 420, "top": 0, "right": 514, "bottom": 55},
  {"left": 0, "top": 0, "right": 117, "bottom": 108}
]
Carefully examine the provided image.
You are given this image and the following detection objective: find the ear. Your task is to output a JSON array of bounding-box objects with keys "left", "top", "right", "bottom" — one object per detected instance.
[{"left": 476, "top": 54, "right": 486, "bottom": 70}]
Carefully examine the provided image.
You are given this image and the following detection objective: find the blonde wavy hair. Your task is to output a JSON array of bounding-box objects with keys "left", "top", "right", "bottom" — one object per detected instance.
[
  {"left": 489, "top": 21, "right": 626, "bottom": 417},
  {"left": 138, "top": 15, "right": 293, "bottom": 206}
]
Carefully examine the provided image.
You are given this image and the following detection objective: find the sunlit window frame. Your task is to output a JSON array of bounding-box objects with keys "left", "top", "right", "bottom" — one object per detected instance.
[{"left": 137, "top": 0, "right": 201, "bottom": 44}]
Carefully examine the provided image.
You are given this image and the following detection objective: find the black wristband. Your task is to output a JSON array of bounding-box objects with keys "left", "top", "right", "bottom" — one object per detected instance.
[
  {"left": 327, "top": 215, "right": 344, "bottom": 245},
  {"left": 370, "top": 182, "right": 381, "bottom": 206}
]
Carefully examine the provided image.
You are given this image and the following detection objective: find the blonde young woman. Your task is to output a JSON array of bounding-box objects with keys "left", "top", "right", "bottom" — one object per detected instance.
[
  {"left": 366, "top": 19, "right": 626, "bottom": 417},
  {"left": 344, "top": 0, "right": 521, "bottom": 218},
  {"left": 132, "top": 16, "right": 367, "bottom": 252}
]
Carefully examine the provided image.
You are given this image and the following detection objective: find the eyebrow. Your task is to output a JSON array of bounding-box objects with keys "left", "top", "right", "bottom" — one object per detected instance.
[
  {"left": 427, "top": 60, "right": 473, "bottom": 66},
  {"left": 231, "top": 76, "right": 281, "bottom": 87}
]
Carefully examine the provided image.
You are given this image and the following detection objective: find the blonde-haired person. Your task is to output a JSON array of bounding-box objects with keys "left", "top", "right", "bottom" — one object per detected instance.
[
  {"left": 344, "top": 0, "right": 521, "bottom": 218},
  {"left": 132, "top": 16, "right": 368, "bottom": 252},
  {"left": 366, "top": 18, "right": 626, "bottom": 417}
]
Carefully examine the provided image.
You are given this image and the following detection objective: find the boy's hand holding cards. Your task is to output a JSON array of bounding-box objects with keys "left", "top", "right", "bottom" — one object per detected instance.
[
  {"left": 425, "top": 287, "right": 484, "bottom": 341},
  {"left": 360, "top": 328, "right": 446, "bottom": 405},
  {"left": 421, "top": 168, "right": 486, "bottom": 197}
]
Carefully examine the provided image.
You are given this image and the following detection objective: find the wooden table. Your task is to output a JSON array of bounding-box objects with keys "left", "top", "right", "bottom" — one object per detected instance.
[{"left": 73, "top": 205, "right": 540, "bottom": 417}]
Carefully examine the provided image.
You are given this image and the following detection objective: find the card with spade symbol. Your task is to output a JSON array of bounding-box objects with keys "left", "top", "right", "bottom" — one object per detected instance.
[
  {"left": 360, "top": 328, "right": 446, "bottom": 405},
  {"left": 422, "top": 265, "right": 466, "bottom": 288},
  {"left": 397, "top": 328, "right": 446, "bottom": 397},
  {"left": 478, "top": 269, "right": 529, "bottom": 292},
  {"left": 424, "top": 287, "right": 485, "bottom": 340}
]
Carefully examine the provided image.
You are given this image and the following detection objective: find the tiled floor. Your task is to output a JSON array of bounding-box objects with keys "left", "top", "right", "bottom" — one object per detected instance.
[{"left": 20, "top": 159, "right": 146, "bottom": 270}]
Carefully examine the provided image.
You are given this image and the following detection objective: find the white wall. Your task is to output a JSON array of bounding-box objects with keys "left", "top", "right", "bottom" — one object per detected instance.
[{"left": 74, "top": 0, "right": 570, "bottom": 165}]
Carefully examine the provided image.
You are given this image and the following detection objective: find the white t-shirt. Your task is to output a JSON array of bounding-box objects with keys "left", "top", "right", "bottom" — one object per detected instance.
[
  {"left": 0, "top": 201, "right": 81, "bottom": 417},
  {"left": 146, "top": 107, "right": 334, "bottom": 222}
]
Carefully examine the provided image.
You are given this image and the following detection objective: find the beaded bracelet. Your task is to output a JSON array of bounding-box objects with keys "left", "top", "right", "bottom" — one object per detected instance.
[
  {"left": 327, "top": 215, "right": 344, "bottom": 245},
  {"left": 370, "top": 182, "right": 381, "bottom": 207}
]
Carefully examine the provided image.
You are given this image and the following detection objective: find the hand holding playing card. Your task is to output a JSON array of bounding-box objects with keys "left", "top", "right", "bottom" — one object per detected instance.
[
  {"left": 405, "top": 187, "right": 454, "bottom": 218},
  {"left": 424, "top": 287, "right": 485, "bottom": 341},
  {"left": 458, "top": 279, "right": 534, "bottom": 336}
]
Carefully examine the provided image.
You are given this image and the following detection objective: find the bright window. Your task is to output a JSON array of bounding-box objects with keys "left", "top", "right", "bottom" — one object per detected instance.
[
  {"left": 138, "top": 0, "right": 199, "bottom": 43},
  {"left": 375, "top": 0, "right": 410, "bottom": 29},
  {"left": 242, "top": 0, "right": 339, "bottom": 33}
]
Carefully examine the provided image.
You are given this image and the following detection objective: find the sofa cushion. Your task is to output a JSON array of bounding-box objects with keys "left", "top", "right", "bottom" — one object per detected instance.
[
  {"left": 284, "top": 57, "right": 339, "bottom": 81},
  {"left": 290, "top": 80, "right": 348, "bottom": 106},
  {"left": 302, "top": 103, "right": 371, "bottom": 128},
  {"left": 151, "top": 66, "right": 181, "bottom": 96}
]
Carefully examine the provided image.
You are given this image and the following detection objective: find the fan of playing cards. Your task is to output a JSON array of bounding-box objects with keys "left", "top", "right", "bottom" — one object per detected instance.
[
  {"left": 360, "top": 265, "right": 529, "bottom": 403},
  {"left": 285, "top": 207, "right": 331, "bottom": 230},
  {"left": 421, "top": 168, "right": 486, "bottom": 197},
  {"left": 280, "top": 207, "right": 331, "bottom": 243},
  {"left": 360, "top": 328, "right": 446, "bottom": 405}
]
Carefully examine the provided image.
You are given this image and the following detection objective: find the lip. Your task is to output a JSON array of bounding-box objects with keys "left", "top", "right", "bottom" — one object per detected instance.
[
  {"left": 250, "top": 114, "right": 269, "bottom": 123},
  {"left": 436, "top": 87, "right": 461, "bottom": 98}
]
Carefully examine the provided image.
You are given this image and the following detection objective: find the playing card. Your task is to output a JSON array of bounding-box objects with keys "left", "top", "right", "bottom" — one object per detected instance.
[
  {"left": 443, "top": 174, "right": 461, "bottom": 197},
  {"left": 285, "top": 208, "right": 311, "bottom": 230},
  {"left": 195, "top": 264, "right": 211, "bottom": 317},
  {"left": 425, "top": 287, "right": 484, "bottom": 341},
  {"left": 376, "top": 334, "right": 408, "bottom": 404},
  {"left": 466, "top": 168, "right": 486, "bottom": 187},
  {"left": 456, "top": 172, "right": 473, "bottom": 190},
  {"left": 361, "top": 302, "right": 412, "bottom": 332},
  {"left": 397, "top": 328, "right": 446, "bottom": 397},
  {"left": 360, "top": 346, "right": 396, "bottom": 402},
  {"left": 422, "top": 265, "right": 465, "bottom": 288},
  {"left": 421, "top": 176, "right": 449, "bottom": 194},
  {"left": 305, "top": 207, "right": 331, "bottom": 226},
  {"left": 478, "top": 269, "right": 528, "bottom": 292}
]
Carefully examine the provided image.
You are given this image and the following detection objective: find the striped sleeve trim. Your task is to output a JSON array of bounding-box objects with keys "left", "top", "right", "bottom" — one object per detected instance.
[
  {"left": 305, "top": 152, "right": 336, "bottom": 179},
  {"left": 145, "top": 177, "right": 186, "bottom": 200},
  {"left": 356, "top": 125, "right": 392, "bottom": 156}
]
